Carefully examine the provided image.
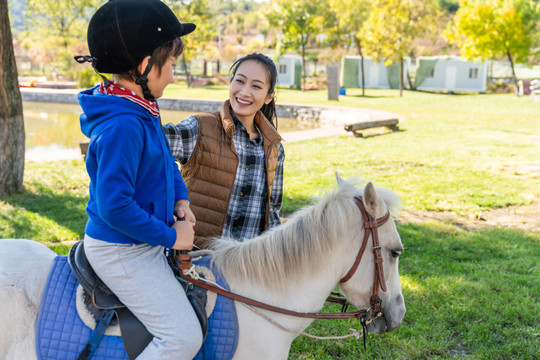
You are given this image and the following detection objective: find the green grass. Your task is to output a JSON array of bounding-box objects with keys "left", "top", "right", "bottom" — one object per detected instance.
[
  {"left": 0, "top": 161, "right": 88, "bottom": 250},
  {"left": 1, "top": 88, "right": 540, "bottom": 358}
]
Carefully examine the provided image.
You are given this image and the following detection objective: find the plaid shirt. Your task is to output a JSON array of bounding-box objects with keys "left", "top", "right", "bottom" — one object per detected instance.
[{"left": 163, "top": 111, "right": 285, "bottom": 241}]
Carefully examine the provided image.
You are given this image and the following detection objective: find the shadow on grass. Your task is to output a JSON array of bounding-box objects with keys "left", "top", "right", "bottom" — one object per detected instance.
[
  {"left": 350, "top": 128, "right": 406, "bottom": 139},
  {"left": 394, "top": 222, "right": 538, "bottom": 358},
  {"left": 0, "top": 187, "right": 87, "bottom": 241},
  {"left": 345, "top": 94, "right": 396, "bottom": 99}
]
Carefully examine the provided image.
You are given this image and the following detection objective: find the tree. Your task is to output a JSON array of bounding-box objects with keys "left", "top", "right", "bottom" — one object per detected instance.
[
  {"left": 446, "top": 0, "right": 540, "bottom": 95},
  {"left": 20, "top": 0, "right": 100, "bottom": 80},
  {"left": 0, "top": 0, "right": 24, "bottom": 196},
  {"left": 267, "top": 0, "right": 324, "bottom": 91},
  {"left": 361, "top": 0, "right": 439, "bottom": 96},
  {"left": 326, "top": 0, "right": 371, "bottom": 96},
  {"left": 24, "top": 0, "right": 100, "bottom": 48},
  {"left": 166, "top": 0, "right": 218, "bottom": 85}
]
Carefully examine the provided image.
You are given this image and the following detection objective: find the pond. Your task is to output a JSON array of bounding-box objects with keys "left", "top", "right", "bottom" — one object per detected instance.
[{"left": 23, "top": 101, "right": 319, "bottom": 159}]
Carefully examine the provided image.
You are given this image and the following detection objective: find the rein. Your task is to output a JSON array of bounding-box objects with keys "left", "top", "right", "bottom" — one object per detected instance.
[{"left": 177, "top": 196, "right": 391, "bottom": 322}]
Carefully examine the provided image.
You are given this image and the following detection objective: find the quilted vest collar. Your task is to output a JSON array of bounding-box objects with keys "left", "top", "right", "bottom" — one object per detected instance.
[{"left": 220, "top": 99, "right": 282, "bottom": 145}]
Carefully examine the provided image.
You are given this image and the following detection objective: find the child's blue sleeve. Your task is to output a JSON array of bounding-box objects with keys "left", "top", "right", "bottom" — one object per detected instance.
[{"left": 92, "top": 121, "right": 176, "bottom": 248}]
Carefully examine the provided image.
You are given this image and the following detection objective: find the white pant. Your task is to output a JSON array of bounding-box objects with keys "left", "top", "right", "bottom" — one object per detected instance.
[{"left": 84, "top": 236, "right": 203, "bottom": 360}]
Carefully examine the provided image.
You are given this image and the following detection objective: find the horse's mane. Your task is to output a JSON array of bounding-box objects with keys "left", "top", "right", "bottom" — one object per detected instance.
[{"left": 209, "top": 178, "right": 401, "bottom": 293}]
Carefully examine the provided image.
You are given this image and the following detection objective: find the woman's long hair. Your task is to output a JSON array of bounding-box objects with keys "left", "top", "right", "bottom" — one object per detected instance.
[{"left": 230, "top": 53, "right": 279, "bottom": 129}]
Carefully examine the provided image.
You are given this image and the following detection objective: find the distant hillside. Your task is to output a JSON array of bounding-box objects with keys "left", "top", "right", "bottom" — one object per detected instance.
[{"left": 8, "top": 0, "right": 25, "bottom": 31}]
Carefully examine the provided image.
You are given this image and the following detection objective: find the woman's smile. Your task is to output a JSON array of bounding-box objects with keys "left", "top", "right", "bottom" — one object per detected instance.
[{"left": 229, "top": 60, "right": 274, "bottom": 124}]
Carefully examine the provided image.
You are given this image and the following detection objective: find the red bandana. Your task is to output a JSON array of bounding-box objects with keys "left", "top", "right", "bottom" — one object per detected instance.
[{"left": 99, "top": 81, "right": 160, "bottom": 118}]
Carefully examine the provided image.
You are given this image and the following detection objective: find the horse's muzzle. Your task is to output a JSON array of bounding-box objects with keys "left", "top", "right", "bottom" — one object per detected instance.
[{"left": 367, "top": 299, "right": 406, "bottom": 334}]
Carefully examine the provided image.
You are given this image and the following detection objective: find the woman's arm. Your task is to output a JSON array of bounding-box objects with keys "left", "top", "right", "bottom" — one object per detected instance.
[
  {"left": 163, "top": 115, "right": 199, "bottom": 164},
  {"left": 269, "top": 142, "right": 285, "bottom": 227}
]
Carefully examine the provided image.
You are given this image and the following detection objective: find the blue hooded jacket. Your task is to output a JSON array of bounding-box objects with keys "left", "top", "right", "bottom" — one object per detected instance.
[{"left": 79, "top": 86, "right": 188, "bottom": 248}]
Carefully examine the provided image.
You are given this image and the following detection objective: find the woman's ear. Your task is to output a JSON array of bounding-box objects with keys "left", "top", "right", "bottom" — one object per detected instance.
[
  {"left": 137, "top": 55, "right": 152, "bottom": 74},
  {"left": 265, "top": 91, "right": 275, "bottom": 105}
]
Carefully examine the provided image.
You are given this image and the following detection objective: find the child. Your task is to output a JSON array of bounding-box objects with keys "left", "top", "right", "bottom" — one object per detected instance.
[
  {"left": 164, "top": 53, "right": 285, "bottom": 246},
  {"left": 76, "top": 0, "right": 202, "bottom": 358}
]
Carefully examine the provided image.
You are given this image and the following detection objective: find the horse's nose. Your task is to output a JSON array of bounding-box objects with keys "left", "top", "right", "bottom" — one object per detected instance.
[{"left": 385, "top": 294, "right": 406, "bottom": 332}]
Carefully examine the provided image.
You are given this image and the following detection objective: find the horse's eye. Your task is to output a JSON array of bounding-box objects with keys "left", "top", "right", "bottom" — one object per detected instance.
[{"left": 391, "top": 250, "right": 402, "bottom": 258}]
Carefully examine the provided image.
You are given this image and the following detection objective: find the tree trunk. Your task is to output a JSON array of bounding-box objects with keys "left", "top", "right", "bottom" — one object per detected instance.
[
  {"left": 399, "top": 58, "right": 404, "bottom": 97},
  {"left": 301, "top": 40, "right": 306, "bottom": 92},
  {"left": 0, "top": 0, "right": 25, "bottom": 196},
  {"left": 355, "top": 37, "right": 365, "bottom": 97},
  {"left": 182, "top": 52, "right": 191, "bottom": 88},
  {"left": 506, "top": 49, "right": 519, "bottom": 97}
]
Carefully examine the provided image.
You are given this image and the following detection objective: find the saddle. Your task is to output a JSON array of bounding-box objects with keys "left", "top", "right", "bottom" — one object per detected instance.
[{"left": 68, "top": 241, "right": 208, "bottom": 360}]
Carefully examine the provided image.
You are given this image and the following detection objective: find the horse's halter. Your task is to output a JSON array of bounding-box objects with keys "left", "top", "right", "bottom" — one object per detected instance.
[
  {"left": 177, "top": 196, "right": 391, "bottom": 323},
  {"left": 339, "top": 196, "right": 390, "bottom": 314}
]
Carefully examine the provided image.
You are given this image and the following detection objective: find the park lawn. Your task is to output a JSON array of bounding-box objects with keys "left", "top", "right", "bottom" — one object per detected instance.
[{"left": 1, "top": 89, "right": 539, "bottom": 359}]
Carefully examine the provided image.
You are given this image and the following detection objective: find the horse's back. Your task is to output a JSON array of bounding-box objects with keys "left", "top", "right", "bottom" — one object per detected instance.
[
  {"left": 0, "top": 239, "right": 56, "bottom": 360},
  {"left": 0, "top": 239, "right": 56, "bottom": 305}
]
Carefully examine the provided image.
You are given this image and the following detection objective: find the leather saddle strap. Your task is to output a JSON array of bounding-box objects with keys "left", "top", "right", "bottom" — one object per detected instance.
[
  {"left": 76, "top": 309, "right": 114, "bottom": 360},
  {"left": 115, "top": 307, "right": 153, "bottom": 360}
]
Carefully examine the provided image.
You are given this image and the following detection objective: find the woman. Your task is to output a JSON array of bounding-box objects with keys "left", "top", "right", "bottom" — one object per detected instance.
[{"left": 164, "top": 53, "right": 285, "bottom": 245}]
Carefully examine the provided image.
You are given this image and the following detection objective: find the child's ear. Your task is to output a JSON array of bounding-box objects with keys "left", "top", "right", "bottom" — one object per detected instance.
[
  {"left": 137, "top": 55, "right": 152, "bottom": 74},
  {"left": 264, "top": 91, "right": 275, "bottom": 105}
]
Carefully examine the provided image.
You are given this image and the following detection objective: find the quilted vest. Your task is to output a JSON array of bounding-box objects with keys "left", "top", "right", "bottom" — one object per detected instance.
[{"left": 181, "top": 100, "right": 282, "bottom": 244}]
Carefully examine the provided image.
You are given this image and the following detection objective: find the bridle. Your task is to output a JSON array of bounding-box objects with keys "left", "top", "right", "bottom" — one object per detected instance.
[
  {"left": 339, "top": 197, "right": 389, "bottom": 313},
  {"left": 177, "top": 195, "right": 391, "bottom": 324}
]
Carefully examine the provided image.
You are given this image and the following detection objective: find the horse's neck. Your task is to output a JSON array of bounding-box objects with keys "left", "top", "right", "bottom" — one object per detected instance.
[
  {"left": 227, "top": 247, "right": 350, "bottom": 359},
  {"left": 226, "top": 247, "right": 347, "bottom": 315}
]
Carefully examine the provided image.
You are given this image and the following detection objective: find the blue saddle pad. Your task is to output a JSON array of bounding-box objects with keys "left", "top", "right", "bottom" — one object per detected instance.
[
  {"left": 36, "top": 255, "right": 238, "bottom": 360},
  {"left": 193, "top": 255, "right": 239, "bottom": 360},
  {"left": 36, "top": 256, "right": 128, "bottom": 360}
]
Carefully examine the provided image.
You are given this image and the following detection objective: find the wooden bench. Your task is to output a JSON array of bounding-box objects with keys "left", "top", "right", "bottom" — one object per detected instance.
[{"left": 344, "top": 118, "right": 399, "bottom": 137}]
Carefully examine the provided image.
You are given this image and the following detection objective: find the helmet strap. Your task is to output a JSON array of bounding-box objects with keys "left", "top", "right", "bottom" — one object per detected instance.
[
  {"left": 135, "top": 54, "right": 157, "bottom": 101},
  {"left": 74, "top": 55, "right": 110, "bottom": 87},
  {"left": 97, "top": 73, "right": 110, "bottom": 87}
]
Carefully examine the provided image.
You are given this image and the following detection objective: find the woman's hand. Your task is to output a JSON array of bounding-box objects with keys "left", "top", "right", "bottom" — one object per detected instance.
[{"left": 174, "top": 199, "right": 196, "bottom": 224}]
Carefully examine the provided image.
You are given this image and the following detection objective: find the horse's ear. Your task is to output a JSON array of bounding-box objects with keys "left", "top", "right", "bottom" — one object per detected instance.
[
  {"left": 363, "top": 182, "right": 381, "bottom": 217},
  {"left": 335, "top": 172, "right": 345, "bottom": 187}
]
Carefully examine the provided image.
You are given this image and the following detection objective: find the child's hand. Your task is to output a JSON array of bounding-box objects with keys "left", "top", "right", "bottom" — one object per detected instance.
[
  {"left": 171, "top": 220, "right": 195, "bottom": 250},
  {"left": 174, "top": 200, "right": 196, "bottom": 224}
]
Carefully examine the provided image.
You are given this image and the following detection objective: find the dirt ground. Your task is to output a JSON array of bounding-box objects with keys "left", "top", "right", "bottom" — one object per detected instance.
[{"left": 397, "top": 200, "right": 540, "bottom": 233}]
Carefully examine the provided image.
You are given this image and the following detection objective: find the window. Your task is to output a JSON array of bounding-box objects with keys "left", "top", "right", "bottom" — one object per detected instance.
[
  {"left": 279, "top": 64, "right": 287, "bottom": 74},
  {"left": 469, "top": 68, "right": 478, "bottom": 79}
]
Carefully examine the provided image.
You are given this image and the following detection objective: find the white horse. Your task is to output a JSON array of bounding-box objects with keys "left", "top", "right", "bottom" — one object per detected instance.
[{"left": 0, "top": 175, "right": 406, "bottom": 359}]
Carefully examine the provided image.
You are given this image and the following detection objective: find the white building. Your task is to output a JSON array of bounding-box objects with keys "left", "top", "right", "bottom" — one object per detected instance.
[
  {"left": 276, "top": 55, "right": 302, "bottom": 88},
  {"left": 340, "top": 56, "right": 410, "bottom": 89},
  {"left": 415, "top": 56, "right": 488, "bottom": 92}
]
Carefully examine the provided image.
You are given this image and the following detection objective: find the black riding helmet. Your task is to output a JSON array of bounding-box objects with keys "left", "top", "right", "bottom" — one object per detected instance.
[{"left": 78, "top": 0, "right": 195, "bottom": 100}]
